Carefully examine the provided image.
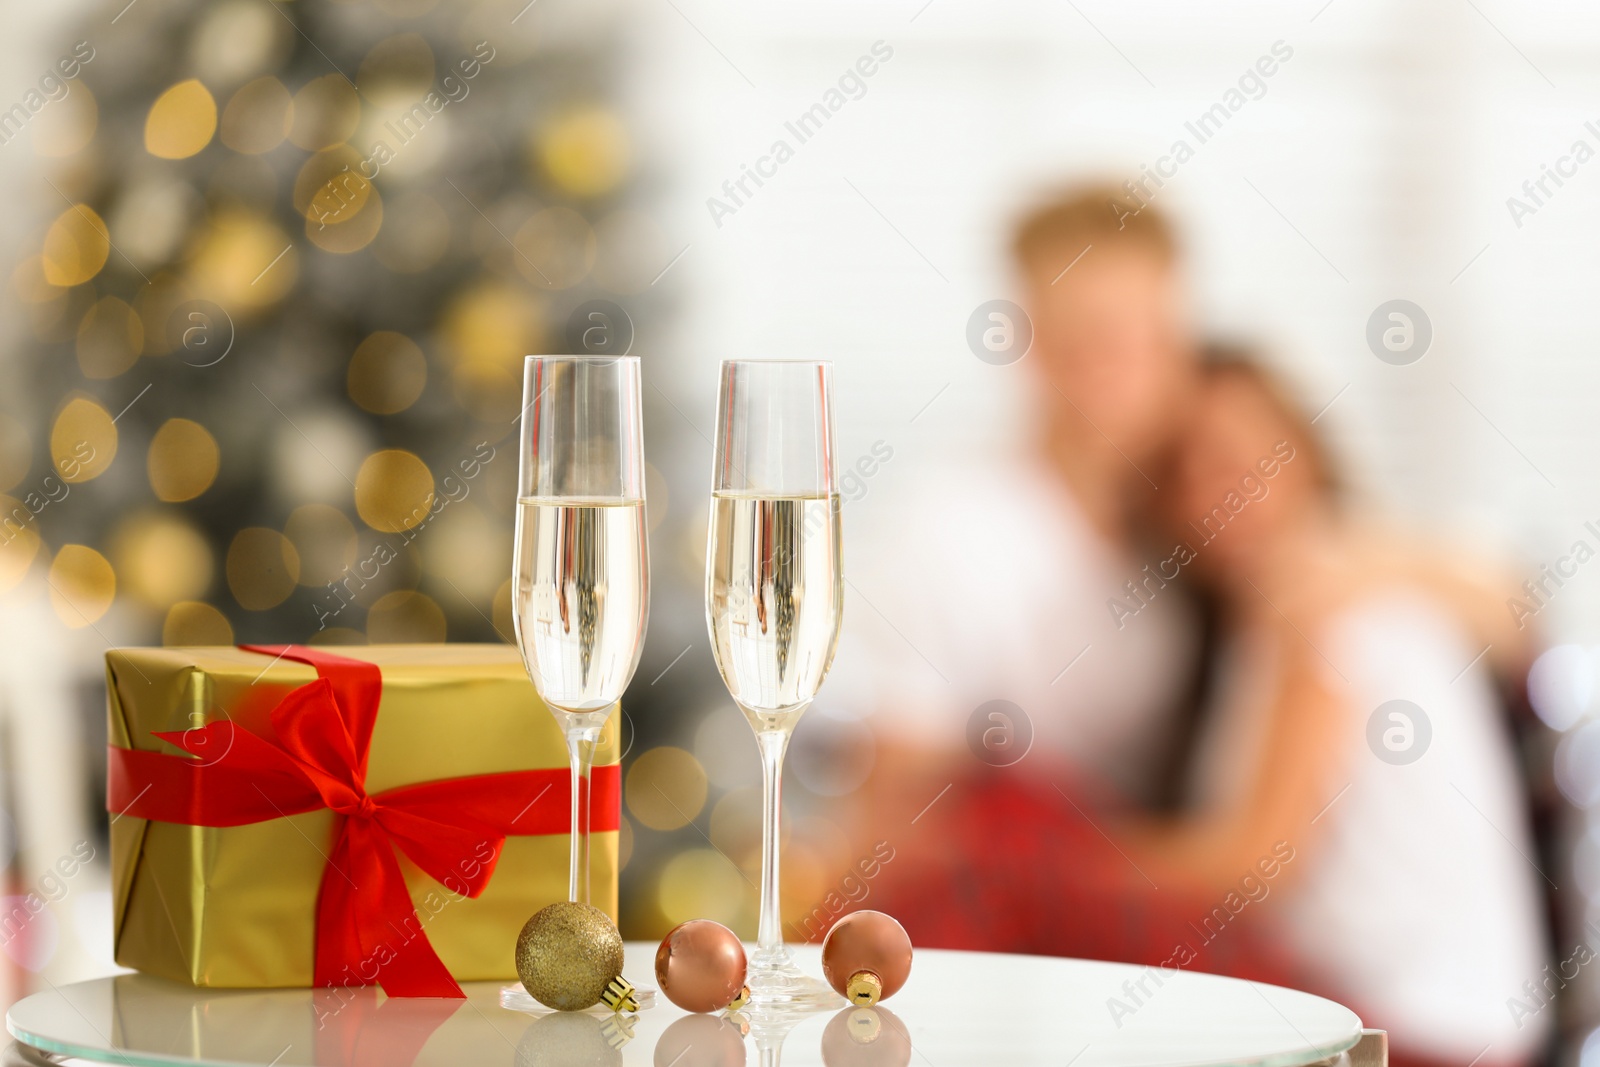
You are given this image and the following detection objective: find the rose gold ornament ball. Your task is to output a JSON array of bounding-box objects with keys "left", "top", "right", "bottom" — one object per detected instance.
[
  {"left": 654, "top": 919, "right": 748, "bottom": 1013},
  {"left": 820, "top": 911, "right": 913, "bottom": 1004}
]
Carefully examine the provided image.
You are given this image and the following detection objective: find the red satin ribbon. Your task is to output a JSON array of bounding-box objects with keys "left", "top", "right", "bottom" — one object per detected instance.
[{"left": 107, "top": 645, "right": 620, "bottom": 999}]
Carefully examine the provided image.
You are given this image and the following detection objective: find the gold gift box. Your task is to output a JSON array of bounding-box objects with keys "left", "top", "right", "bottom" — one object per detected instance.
[{"left": 106, "top": 644, "right": 620, "bottom": 988}]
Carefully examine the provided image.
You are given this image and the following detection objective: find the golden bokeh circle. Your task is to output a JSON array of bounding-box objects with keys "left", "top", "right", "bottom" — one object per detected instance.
[
  {"left": 354, "top": 449, "right": 435, "bottom": 532},
  {"left": 0, "top": 495, "right": 41, "bottom": 592},
  {"left": 148, "top": 418, "right": 220, "bottom": 502},
  {"left": 111, "top": 511, "right": 213, "bottom": 608},
  {"left": 284, "top": 503, "right": 358, "bottom": 588},
  {"left": 185, "top": 210, "right": 296, "bottom": 311},
  {"left": 535, "top": 105, "right": 630, "bottom": 199},
  {"left": 76, "top": 296, "right": 144, "bottom": 380},
  {"left": 48, "top": 544, "right": 116, "bottom": 628},
  {"left": 50, "top": 396, "right": 115, "bottom": 483},
  {"left": 512, "top": 207, "right": 596, "bottom": 289},
  {"left": 288, "top": 74, "right": 360, "bottom": 151},
  {"left": 306, "top": 186, "right": 383, "bottom": 253},
  {"left": 366, "top": 589, "right": 445, "bottom": 642},
  {"left": 625, "top": 746, "right": 708, "bottom": 832},
  {"left": 293, "top": 146, "right": 372, "bottom": 223},
  {"left": 220, "top": 76, "right": 293, "bottom": 154},
  {"left": 145, "top": 79, "right": 218, "bottom": 160},
  {"left": 162, "top": 601, "right": 234, "bottom": 646},
  {"left": 347, "top": 331, "right": 427, "bottom": 415},
  {"left": 41, "top": 205, "right": 110, "bottom": 287},
  {"left": 657, "top": 849, "right": 746, "bottom": 929},
  {"left": 31, "top": 83, "right": 97, "bottom": 158},
  {"left": 441, "top": 280, "right": 543, "bottom": 422},
  {"left": 226, "top": 526, "right": 301, "bottom": 610}
]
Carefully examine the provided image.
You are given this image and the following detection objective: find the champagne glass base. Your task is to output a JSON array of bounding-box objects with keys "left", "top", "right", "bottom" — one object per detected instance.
[{"left": 745, "top": 947, "right": 846, "bottom": 1012}]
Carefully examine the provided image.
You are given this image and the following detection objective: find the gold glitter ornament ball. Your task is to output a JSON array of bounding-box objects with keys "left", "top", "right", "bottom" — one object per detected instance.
[{"left": 517, "top": 901, "right": 626, "bottom": 1011}]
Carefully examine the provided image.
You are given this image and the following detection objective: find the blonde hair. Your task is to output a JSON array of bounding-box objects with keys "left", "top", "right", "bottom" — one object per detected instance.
[{"left": 1011, "top": 182, "right": 1179, "bottom": 273}]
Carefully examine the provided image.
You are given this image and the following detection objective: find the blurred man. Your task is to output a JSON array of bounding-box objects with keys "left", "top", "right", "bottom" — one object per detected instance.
[{"left": 841, "top": 185, "right": 1202, "bottom": 808}]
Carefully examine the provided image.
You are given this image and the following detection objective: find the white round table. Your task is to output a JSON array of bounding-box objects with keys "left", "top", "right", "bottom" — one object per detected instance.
[{"left": 7, "top": 944, "right": 1364, "bottom": 1067}]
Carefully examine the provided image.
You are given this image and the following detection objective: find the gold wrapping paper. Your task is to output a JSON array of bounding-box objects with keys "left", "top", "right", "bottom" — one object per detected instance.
[{"left": 106, "top": 644, "right": 620, "bottom": 989}]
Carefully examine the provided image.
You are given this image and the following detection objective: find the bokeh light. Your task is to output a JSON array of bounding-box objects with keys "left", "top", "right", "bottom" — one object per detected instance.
[
  {"left": 0, "top": 496, "right": 42, "bottom": 592},
  {"left": 354, "top": 449, "right": 434, "bottom": 533},
  {"left": 440, "top": 279, "right": 543, "bottom": 422},
  {"left": 1529, "top": 644, "right": 1594, "bottom": 732},
  {"left": 288, "top": 74, "right": 359, "bottom": 151},
  {"left": 185, "top": 209, "right": 296, "bottom": 311},
  {"left": 113, "top": 181, "right": 200, "bottom": 269},
  {"left": 41, "top": 204, "right": 109, "bottom": 287},
  {"left": 284, "top": 503, "right": 358, "bottom": 588},
  {"left": 144, "top": 79, "right": 217, "bottom": 160},
  {"left": 695, "top": 704, "right": 760, "bottom": 791},
  {"left": 512, "top": 207, "right": 595, "bottom": 289},
  {"left": 48, "top": 544, "right": 116, "bottom": 628},
  {"left": 656, "top": 849, "right": 747, "bottom": 929},
  {"left": 110, "top": 511, "right": 213, "bottom": 608},
  {"left": 225, "top": 527, "right": 301, "bottom": 610},
  {"left": 75, "top": 296, "right": 144, "bottom": 380},
  {"left": 366, "top": 589, "right": 446, "bottom": 642},
  {"left": 535, "top": 105, "right": 629, "bottom": 199},
  {"left": 162, "top": 601, "right": 234, "bottom": 646},
  {"left": 708, "top": 787, "right": 763, "bottom": 873},
  {"left": 50, "top": 396, "right": 115, "bottom": 483},
  {"left": 147, "top": 419, "right": 220, "bottom": 503},
  {"left": 420, "top": 504, "right": 508, "bottom": 606},
  {"left": 347, "top": 331, "right": 427, "bottom": 415},
  {"left": 625, "top": 746, "right": 708, "bottom": 832},
  {"left": 220, "top": 76, "right": 293, "bottom": 154},
  {"left": 190, "top": 0, "right": 291, "bottom": 86}
]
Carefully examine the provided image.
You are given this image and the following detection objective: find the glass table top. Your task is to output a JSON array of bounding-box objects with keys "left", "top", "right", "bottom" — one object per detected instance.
[{"left": 7, "top": 944, "right": 1363, "bottom": 1067}]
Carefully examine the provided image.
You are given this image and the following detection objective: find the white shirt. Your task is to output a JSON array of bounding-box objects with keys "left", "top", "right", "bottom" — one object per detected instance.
[
  {"left": 1191, "top": 590, "right": 1550, "bottom": 1062},
  {"left": 831, "top": 455, "right": 1198, "bottom": 802}
]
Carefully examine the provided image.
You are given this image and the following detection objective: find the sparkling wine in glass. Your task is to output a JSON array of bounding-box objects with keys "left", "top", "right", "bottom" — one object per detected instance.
[
  {"left": 513, "top": 355, "right": 649, "bottom": 905},
  {"left": 706, "top": 359, "right": 844, "bottom": 1010}
]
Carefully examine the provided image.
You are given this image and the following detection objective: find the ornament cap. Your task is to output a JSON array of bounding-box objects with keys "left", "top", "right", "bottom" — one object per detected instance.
[
  {"left": 726, "top": 984, "right": 751, "bottom": 1012},
  {"left": 601, "top": 975, "right": 639, "bottom": 1014},
  {"left": 846, "top": 970, "right": 883, "bottom": 1006}
]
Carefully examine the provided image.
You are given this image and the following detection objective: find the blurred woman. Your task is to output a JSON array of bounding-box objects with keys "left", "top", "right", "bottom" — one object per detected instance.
[{"left": 1135, "top": 353, "right": 1549, "bottom": 1067}]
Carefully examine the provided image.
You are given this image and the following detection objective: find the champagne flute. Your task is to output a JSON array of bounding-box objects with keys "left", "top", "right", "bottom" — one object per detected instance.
[
  {"left": 705, "top": 359, "right": 844, "bottom": 1010},
  {"left": 513, "top": 355, "right": 649, "bottom": 905}
]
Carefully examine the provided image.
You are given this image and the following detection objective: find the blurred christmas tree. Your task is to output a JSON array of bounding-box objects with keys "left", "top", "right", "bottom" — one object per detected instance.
[{"left": 6, "top": 0, "right": 665, "bottom": 650}]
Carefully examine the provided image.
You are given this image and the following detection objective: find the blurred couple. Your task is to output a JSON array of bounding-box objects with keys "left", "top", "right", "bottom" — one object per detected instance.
[{"left": 840, "top": 185, "right": 1549, "bottom": 1067}]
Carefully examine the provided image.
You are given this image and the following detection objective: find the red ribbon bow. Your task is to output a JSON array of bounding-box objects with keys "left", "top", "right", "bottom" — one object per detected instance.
[{"left": 107, "top": 645, "right": 618, "bottom": 998}]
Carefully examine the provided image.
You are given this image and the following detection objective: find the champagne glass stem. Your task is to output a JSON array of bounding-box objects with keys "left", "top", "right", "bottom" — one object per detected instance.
[
  {"left": 755, "top": 721, "right": 794, "bottom": 961},
  {"left": 564, "top": 719, "right": 603, "bottom": 904}
]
